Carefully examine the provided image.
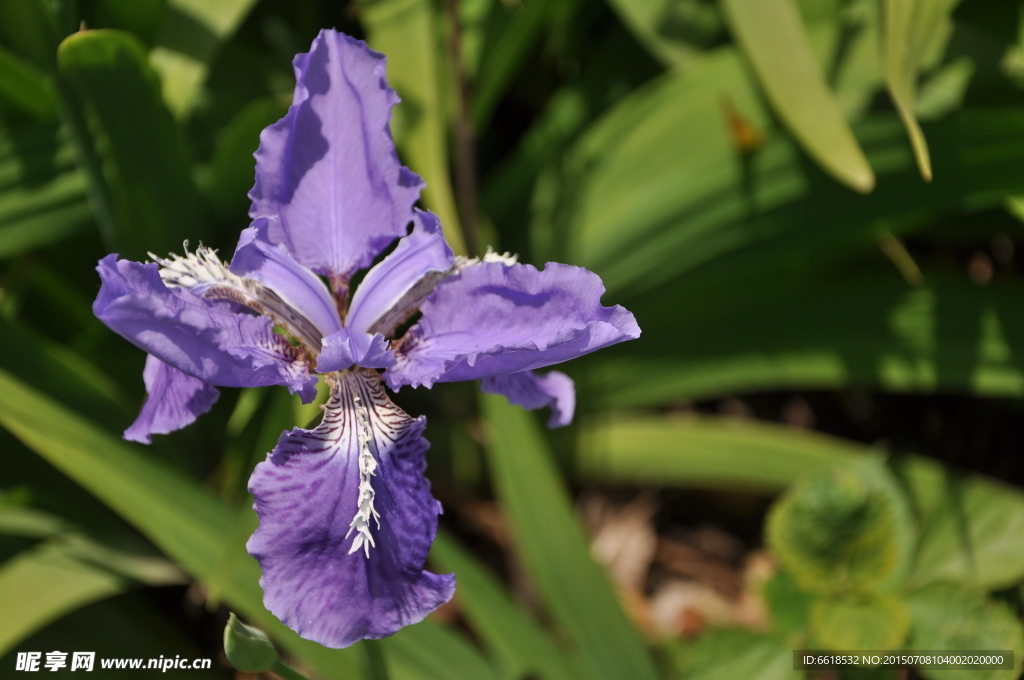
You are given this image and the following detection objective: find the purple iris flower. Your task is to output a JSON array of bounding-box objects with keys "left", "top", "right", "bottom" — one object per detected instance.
[{"left": 92, "top": 30, "right": 640, "bottom": 648}]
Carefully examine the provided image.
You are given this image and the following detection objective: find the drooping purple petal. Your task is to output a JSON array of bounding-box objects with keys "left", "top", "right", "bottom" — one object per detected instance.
[
  {"left": 123, "top": 354, "right": 220, "bottom": 444},
  {"left": 318, "top": 327, "right": 395, "bottom": 373},
  {"left": 386, "top": 261, "right": 641, "bottom": 389},
  {"left": 249, "top": 29, "right": 423, "bottom": 281},
  {"left": 481, "top": 370, "right": 575, "bottom": 428},
  {"left": 247, "top": 369, "right": 454, "bottom": 648},
  {"left": 230, "top": 219, "right": 342, "bottom": 340},
  {"left": 347, "top": 210, "right": 453, "bottom": 336},
  {"left": 94, "top": 255, "right": 318, "bottom": 402}
]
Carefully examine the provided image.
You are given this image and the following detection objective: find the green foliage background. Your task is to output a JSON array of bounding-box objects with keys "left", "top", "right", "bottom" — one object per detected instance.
[{"left": 2, "top": 0, "right": 1024, "bottom": 678}]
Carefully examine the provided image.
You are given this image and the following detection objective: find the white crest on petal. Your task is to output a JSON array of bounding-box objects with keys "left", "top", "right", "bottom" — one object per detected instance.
[
  {"left": 151, "top": 244, "right": 324, "bottom": 352},
  {"left": 345, "top": 390, "right": 381, "bottom": 557}
]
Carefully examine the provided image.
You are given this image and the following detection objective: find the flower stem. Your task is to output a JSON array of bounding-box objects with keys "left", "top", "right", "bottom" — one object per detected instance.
[{"left": 271, "top": 659, "right": 312, "bottom": 680}]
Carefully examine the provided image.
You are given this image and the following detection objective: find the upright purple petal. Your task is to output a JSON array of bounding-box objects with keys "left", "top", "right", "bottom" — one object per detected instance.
[
  {"left": 347, "top": 210, "right": 454, "bottom": 336},
  {"left": 94, "top": 255, "right": 318, "bottom": 402},
  {"left": 481, "top": 370, "right": 575, "bottom": 428},
  {"left": 248, "top": 369, "right": 454, "bottom": 648},
  {"left": 386, "top": 261, "right": 640, "bottom": 389},
  {"left": 249, "top": 30, "right": 423, "bottom": 280},
  {"left": 124, "top": 354, "right": 220, "bottom": 444},
  {"left": 230, "top": 219, "right": 342, "bottom": 340}
]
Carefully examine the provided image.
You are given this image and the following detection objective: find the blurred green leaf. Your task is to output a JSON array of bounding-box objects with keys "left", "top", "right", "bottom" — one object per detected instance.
[
  {"left": 915, "top": 55, "right": 975, "bottom": 121},
  {"left": 896, "top": 456, "right": 1024, "bottom": 591},
  {"left": 762, "top": 570, "right": 812, "bottom": 634},
  {"left": 883, "top": 0, "right": 962, "bottom": 181},
  {"left": 0, "top": 45, "right": 55, "bottom": 119},
  {"left": 605, "top": 0, "right": 719, "bottom": 68},
  {"left": 430, "top": 529, "right": 578, "bottom": 680},
  {"left": 482, "top": 393, "right": 659, "bottom": 680},
  {"left": 0, "top": 540, "right": 125, "bottom": 656},
  {"left": 721, "top": 0, "right": 874, "bottom": 193},
  {"left": 150, "top": 0, "right": 261, "bottom": 118},
  {"left": 670, "top": 629, "right": 799, "bottom": 680},
  {"left": 767, "top": 459, "right": 915, "bottom": 596},
  {"left": 58, "top": 29, "right": 203, "bottom": 259},
  {"left": 585, "top": 271, "right": 1024, "bottom": 408},
  {"left": 361, "top": 0, "right": 466, "bottom": 255},
  {"left": 906, "top": 584, "right": 1023, "bottom": 680},
  {"left": 575, "top": 413, "right": 864, "bottom": 491},
  {"left": 202, "top": 96, "right": 287, "bottom": 218},
  {"left": 0, "top": 365, "right": 500, "bottom": 680},
  {"left": 809, "top": 595, "right": 911, "bottom": 650},
  {"left": 0, "top": 0, "right": 60, "bottom": 71}
]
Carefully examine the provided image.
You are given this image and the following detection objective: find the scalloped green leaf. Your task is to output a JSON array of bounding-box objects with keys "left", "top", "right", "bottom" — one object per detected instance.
[
  {"left": 809, "top": 595, "right": 911, "bottom": 651},
  {"left": 767, "top": 459, "right": 915, "bottom": 596}
]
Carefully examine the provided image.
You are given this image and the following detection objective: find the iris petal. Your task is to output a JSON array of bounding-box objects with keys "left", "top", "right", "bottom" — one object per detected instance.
[
  {"left": 249, "top": 30, "right": 423, "bottom": 281},
  {"left": 123, "top": 354, "right": 220, "bottom": 443},
  {"left": 94, "top": 254, "right": 318, "bottom": 401},
  {"left": 248, "top": 369, "right": 454, "bottom": 648},
  {"left": 481, "top": 370, "right": 575, "bottom": 428},
  {"left": 386, "top": 261, "right": 640, "bottom": 389},
  {"left": 347, "top": 210, "right": 453, "bottom": 336}
]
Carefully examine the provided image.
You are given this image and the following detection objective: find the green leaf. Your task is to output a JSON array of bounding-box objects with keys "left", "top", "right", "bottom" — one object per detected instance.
[
  {"left": 767, "top": 459, "right": 915, "bottom": 596},
  {"left": 0, "top": 0, "right": 60, "bottom": 71},
  {"left": 361, "top": 0, "right": 466, "bottom": 255},
  {"left": 0, "top": 365, "right": 502, "bottom": 680},
  {"left": 670, "top": 629, "right": 799, "bottom": 680},
  {"left": 721, "top": 0, "right": 874, "bottom": 192},
  {"left": 882, "top": 0, "right": 963, "bottom": 181},
  {"left": 0, "top": 45, "right": 55, "bottom": 119},
  {"left": 762, "top": 570, "right": 812, "bottom": 634},
  {"left": 58, "top": 29, "right": 203, "bottom": 259},
  {"left": 604, "top": 0, "right": 720, "bottom": 68},
  {"left": 906, "top": 584, "right": 1024, "bottom": 680},
  {"left": 584, "top": 272, "right": 1024, "bottom": 408},
  {"left": 809, "top": 595, "right": 911, "bottom": 650},
  {"left": 150, "top": 0, "right": 261, "bottom": 118},
  {"left": 224, "top": 613, "right": 278, "bottom": 673},
  {"left": 576, "top": 412, "right": 865, "bottom": 491},
  {"left": 895, "top": 456, "right": 1024, "bottom": 591},
  {"left": 430, "top": 529, "right": 578, "bottom": 680},
  {"left": 481, "top": 393, "right": 659, "bottom": 680},
  {"left": 0, "top": 540, "right": 125, "bottom": 656}
]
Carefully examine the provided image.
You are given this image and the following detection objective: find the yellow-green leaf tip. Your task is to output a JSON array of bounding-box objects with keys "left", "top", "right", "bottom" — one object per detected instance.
[{"left": 224, "top": 613, "right": 277, "bottom": 673}]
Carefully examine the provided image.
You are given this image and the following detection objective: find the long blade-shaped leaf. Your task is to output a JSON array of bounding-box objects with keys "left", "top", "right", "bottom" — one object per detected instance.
[
  {"left": 58, "top": 29, "right": 204, "bottom": 259},
  {"left": 883, "top": 0, "right": 962, "bottom": 181},
  {"left": 721, "top": 0, "right": 874, "bottom": 193},
  {"left": 482, "top": 393, "right": 659, "bottom": 680},
  {"left": 361, "top": 0, "right": 466, "bottom": 255},
  {"left": 577, "top": 414, "right": 867, "bottom": 491},
  {"left": 431, "top": 530, "right": 578, "bottom": 680}
]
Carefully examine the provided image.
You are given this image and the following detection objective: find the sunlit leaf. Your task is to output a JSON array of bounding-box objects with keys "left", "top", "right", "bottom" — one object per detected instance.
[
  {"left": 482, "top": 393, "right": 659, "bottom": 680},
  {"left": 809, "top": 595, "right": 911, "bottom": 650},
  {"left": 721, "top": 0, "right": 874, "bottom": 192},
  {"left": 361, "top": 0, "right": 466, "bottom": 255},
  {"left": 906, "top": 584, "right": 1024, "bottom": 680},
  {"left": 576, "top": 412, "right": 865, "bottom": 491},
  {"left": 882, "top": 0, "right": 963, "bottom": 181},
  {"left": 895, "top": 456, "right": 1024, "bottom": 591}
]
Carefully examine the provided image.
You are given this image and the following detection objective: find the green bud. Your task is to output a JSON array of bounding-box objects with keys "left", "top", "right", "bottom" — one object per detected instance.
[{"left": 223, "top": 613, "right": 277, "bottom": 672}]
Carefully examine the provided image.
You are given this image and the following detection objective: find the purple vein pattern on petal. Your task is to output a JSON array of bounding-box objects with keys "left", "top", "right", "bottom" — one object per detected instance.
[
  {"left": 249, "top": 29, "right": 423, "bottom": 280},
  {"left": 124, "top": 354, "right": 220, "bottom": 444},
  {"left": 387, "top": 262, "right": 641, "bottom": 389},
  {"left": 248, "top": 369, "right": 454, "bottom": 648},
  {"left": 481, "top": 370, "right": 575, "bottom": 428},
  {"left": 94, "top": 255, "right": 318, "bottom": 402},
  {"left": 347, "top": 210, "right": 453, "bottom": 335},
  {"left": 230, "top": 219, "right": 342, "bottom": 339}
]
